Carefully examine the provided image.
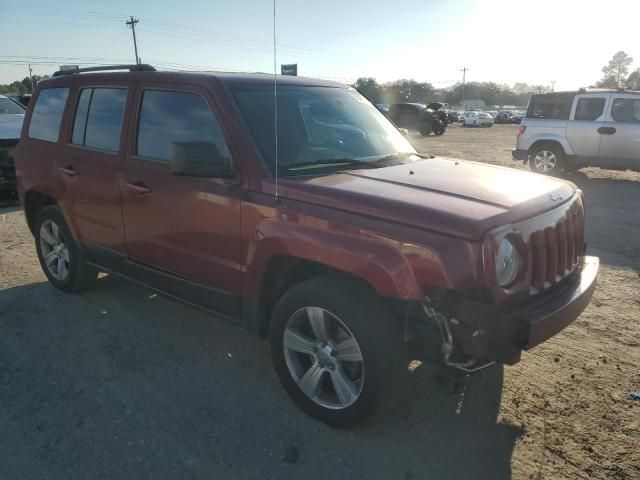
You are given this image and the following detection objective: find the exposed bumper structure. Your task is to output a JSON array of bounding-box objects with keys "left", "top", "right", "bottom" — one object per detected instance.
[
  {"left": 512, "top": 148, "right": 528, "bottom": 161},
  {"left": 451, "top": 256, "right": 599, "bottom": 365}
]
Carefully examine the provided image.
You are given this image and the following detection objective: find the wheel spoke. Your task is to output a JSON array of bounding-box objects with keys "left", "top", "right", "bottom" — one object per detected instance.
[
  {"left": 298, "top": 362, "right": 324, "bottom": 399},
  {"left": 283, "top": 328, "right": 315, "bottom": 355},
  {"left": 333, "top": 337, "right": 363, "bottom": 362},
  {"left": 307, "top": 307, "right": 330, "bottom": 342},
  {"left": 44, "top": 250, "right": 57, "bottom": 267},
  {"left": 41, "top": 227, "right": 56, "bottom": 246},
  {"left": 57, "top": 257, "right": 68, "bottom": 279},
  {"left": 329, "top": 367, "right": 358, "bottom": 407},
  {"left": 51, "top": 222, "right": 60, "bottom": 243},
  {"left": 60, "top": 247, "right": 70, "bottom": 262}
]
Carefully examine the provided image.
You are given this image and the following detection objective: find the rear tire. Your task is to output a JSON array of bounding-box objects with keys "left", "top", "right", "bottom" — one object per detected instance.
[
  {"left": 529, "top": 143, "right": 564, "bottom": 175},
  {"left": 35, "top": 206, "right": 98, "bottom": 292},
  {"left": 419, "top": 122, "right": 432, "bottom": 136},
  {"left": 269, "top": 276, "right": 407, "bottom": 426}
]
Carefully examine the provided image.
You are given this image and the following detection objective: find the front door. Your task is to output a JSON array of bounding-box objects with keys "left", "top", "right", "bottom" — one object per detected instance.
[
  {"left": 565, "top": 94, "right": 608, "bottom": 165},
  {"left": 597, "top": 94, "right": 640, "bottom": 170},
  {"left": 121, "top": 84, "right": 245, "bottom": 312}
]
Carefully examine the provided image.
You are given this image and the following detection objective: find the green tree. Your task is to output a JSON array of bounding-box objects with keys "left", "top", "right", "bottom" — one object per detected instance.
[
  {"left": 601, "top": 51, "right": 633, "bottom": 86},
  {"left": 626, "top": 69, "right": 640, "bottom": 90},
  {"left": 353, "top": 77, "right": 382, "bottom": 103}
]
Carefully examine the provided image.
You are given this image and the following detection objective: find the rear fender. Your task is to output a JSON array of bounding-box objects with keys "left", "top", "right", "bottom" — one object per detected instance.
[{"left": 527, "top": 135, "right": 573, "bottom": 156}]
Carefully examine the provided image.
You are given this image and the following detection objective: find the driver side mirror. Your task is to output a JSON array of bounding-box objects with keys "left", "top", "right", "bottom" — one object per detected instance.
[{"left": 171, "top": 142, "right": 234, "bottom": 178}]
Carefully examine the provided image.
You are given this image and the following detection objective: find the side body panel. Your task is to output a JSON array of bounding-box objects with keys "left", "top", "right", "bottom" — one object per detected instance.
[
  {"left": 597, "top": 93, "right": 640, "bottom": 170},
  {"left": 565, "top": 94, "right": 609, "bottom": 165}
]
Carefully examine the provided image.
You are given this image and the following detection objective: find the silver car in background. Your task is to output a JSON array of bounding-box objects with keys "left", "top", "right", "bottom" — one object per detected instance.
[
  {"left": 513, "top": 89, "right": 640, "bottom": 174},
  {"left": 463, "top": 111, "right": 494, "bottom": 127}
]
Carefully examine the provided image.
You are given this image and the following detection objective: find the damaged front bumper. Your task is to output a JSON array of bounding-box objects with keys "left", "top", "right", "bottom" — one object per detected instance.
[{"left": 438, "top": 256, "right": 599, "bottom": 366}]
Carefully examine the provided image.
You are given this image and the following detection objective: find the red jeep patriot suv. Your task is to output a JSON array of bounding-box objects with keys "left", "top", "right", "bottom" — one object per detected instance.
[{"left": 14, "top": 65, "right": 598, "bottom": 425}]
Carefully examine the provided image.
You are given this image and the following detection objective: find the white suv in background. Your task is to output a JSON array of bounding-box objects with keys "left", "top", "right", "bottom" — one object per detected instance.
[{"left": 513, "top": 89, "right": 640, "bottom": 175}]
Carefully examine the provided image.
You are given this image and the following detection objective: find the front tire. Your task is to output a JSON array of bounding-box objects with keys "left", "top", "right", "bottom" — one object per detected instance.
[
  {"left": 529, "top": 143, "right": 564, "bottom": 175},
  {"left": 270, "top": 276, "right": 406, "bottom": 426},
  {"left": 35, "top": 205, "right": 98, "bottom": 292}
]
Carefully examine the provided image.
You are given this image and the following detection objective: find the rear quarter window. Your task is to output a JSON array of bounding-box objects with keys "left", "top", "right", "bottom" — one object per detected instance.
[
  {"left": 526, "top": 93, "right": 574, "bottom": 120},
  {"left": 28, "top": 88, "right": 70, "bottom": 142}
]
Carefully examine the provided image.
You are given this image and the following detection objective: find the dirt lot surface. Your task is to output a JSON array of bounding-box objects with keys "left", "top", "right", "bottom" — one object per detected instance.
[{"left": 1, "top": 123, "right": 638, "bottom": 479}]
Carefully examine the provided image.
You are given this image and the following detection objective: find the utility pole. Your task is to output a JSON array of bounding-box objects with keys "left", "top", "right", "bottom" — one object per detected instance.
[
  {"left": 459, "top": 67, "right": 468, "bottom": 108},
  {"left": 27, "top": 64, "right": 35, "bottom": 93},
  {"left": 126, "top": 16, "right": 141, "bottom": 65},
  {"left": 551, "top": 80, "right": 556, "bottom": 92}
]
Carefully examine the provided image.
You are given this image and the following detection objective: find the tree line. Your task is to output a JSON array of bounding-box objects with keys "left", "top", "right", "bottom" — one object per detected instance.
[
  {"left": 1, "top": 51, "right": 637, "bottom": 103},
  {"left": 355, "top": 51, "right": 640, "bottom": 107},
  {"left": 353, "top": 78, "right": 550, "bottom": 107},
  {"left": 0, "top": 76, "right": 44, "bottom": 95}
]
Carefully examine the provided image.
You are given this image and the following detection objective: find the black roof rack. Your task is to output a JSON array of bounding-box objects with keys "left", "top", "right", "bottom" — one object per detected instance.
[{"left": 52, "top": 64, "right": 156, "bottom": 77}]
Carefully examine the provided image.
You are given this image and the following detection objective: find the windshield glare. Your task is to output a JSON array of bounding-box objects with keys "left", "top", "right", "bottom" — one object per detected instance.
[
  {"left": 232, "top": 85, "right": 415, "bottom": 175},
  {"left": 0, "top": 97, "right": 26, "bottom": 115}
]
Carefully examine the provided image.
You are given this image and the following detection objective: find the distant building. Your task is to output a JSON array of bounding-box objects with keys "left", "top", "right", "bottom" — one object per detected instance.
[{"left": 462, "top": 99, "right": 486, "bottom": 109}]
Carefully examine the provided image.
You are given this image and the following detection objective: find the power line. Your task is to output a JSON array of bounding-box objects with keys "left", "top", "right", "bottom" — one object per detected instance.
[{"left": 126, "top": 16, "right": 141, "bottom": 65}]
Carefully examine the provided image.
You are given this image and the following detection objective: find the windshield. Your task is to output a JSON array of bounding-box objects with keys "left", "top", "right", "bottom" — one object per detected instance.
[
  {"left": 0, "top": 97, "right": 25, "bottom": 115},
  {"left": 231, "top": 85, "right": 415, "bottom": 175}
]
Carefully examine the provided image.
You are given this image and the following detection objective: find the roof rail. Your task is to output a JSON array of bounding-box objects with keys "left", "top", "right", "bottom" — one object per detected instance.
[{"left": 52, "top": 64, "right": 156, "bottom": 77}]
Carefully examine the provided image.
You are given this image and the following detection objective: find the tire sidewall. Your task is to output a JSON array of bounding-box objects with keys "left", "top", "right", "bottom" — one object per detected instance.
[
  {"left": 35, "top": 206, "right": 87, "bottom": 291},
  {"left": 269, "top": 277, "right": 404, "bottom": 426}
]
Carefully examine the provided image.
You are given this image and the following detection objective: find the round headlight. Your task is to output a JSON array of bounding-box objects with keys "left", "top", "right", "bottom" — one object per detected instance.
[{"left": 495, "top": 238, "right": 519, "bottom": 287}]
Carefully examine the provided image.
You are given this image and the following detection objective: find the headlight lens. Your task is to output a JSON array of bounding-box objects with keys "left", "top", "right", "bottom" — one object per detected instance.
[{"left": 495, "top": 238, "right": 519, "bottom": 287}]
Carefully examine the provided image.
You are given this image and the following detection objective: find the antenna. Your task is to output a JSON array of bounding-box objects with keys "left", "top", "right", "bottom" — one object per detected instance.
[{"left": 273, "top": 0, "right": 279, "bottom": 199}]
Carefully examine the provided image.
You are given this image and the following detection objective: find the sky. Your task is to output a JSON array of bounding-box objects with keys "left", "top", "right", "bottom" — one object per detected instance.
[{"left": 1, "top": 0, "right": 640, "bottom": 91}]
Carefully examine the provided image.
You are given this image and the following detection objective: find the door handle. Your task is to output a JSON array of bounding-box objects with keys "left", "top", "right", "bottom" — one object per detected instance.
[
  {"left": 125, "top": 181, "right": 152, "bottom": 195},
  {"left": 59, "top": 165, "right": 78, "bottom": 177},
  {"left": 597, "top": 127, "right": 616, "bottom": 135}
]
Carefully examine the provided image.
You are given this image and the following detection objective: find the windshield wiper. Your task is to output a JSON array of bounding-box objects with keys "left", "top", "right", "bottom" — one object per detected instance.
[
  {"left": 278, "top": 158, "right": 382, "bottom": 173},
  {"left": 374, "top": 152, "right": 434, "bottom": 163}
]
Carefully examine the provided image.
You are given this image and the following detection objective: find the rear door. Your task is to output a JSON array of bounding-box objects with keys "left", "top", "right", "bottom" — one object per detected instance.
[
  {"left": 60, "top": 85, "right": 130, "bottom": 252},
  {"left": 120, "top": 83, "right": 245, "bottom": 308},
  {"left": 597, "top": 94, "right": 640, "bottom": 170},
  {"left": 565, "top": 94, "right": 608, "bottom": 164}
]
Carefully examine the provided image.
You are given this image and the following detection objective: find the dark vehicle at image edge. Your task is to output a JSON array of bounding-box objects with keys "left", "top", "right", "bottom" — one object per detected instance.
[
  {"left": 388, "top": 102, "right": 447, "bottom": 135},
  {"left": 14, "top": 65, "right": 599, "bottom": 426}
]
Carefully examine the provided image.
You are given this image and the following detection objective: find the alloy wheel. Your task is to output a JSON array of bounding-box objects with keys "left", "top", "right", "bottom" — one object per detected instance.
[
  {"left": 39, "top": 219, "right": 70, "bottom": 281},
  {"left": 283, "top": 306, "right": 364, "bottom": 410},
  {"left": 534, "top": 150, "right": 557, "bottom": 173}
]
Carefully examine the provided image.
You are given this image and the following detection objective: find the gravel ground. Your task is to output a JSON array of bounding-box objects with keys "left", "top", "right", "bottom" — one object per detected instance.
[{"left": 1, "top": 123, "right": 639, "bottom": 479}]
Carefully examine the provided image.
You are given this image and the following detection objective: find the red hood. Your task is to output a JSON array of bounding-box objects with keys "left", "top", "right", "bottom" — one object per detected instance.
[{"left": 277, "top": 157, "right": 577, "bottom": 239}]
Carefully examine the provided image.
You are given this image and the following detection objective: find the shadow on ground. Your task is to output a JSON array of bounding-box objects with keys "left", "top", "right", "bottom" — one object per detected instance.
[{"left": 0, "top": 275, "right": 522, "bottom": 479}]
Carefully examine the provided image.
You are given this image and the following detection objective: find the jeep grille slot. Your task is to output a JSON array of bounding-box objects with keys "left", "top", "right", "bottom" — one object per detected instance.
[{"left": 530, "top": 200, "right": 584, "bottom": 293}]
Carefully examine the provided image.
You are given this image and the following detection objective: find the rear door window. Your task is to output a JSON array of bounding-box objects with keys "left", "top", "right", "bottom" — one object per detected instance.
[
  {"left": 28, "top": 88, "right": 69, "bottom": 142},
  {"left": 71, "top": 88, "right": 128, "bottom": 152},
  {"left": 574, "top": 98, "right": 606, "bottom": 121},
  {"left": 610, "top": 98, "right": 640, "bottom": 123},
  {"left": 136, "top": 90, "right": 232, "bottom": 163}
]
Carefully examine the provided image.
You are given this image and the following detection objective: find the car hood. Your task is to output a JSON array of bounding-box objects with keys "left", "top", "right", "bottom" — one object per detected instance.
[
  {"left": 278, "top": 157, "right": 577, "bottom": 239},
  {"left": 0, "top": 114, "right": 24, "bottom": 140}
]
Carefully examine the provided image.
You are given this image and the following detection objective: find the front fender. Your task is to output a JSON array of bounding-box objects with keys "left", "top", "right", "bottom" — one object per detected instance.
[{"left": 243, "top": 218, "right": 425, "bottom": 301}]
